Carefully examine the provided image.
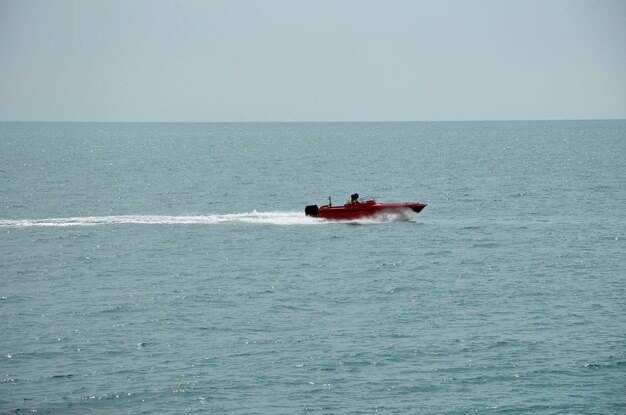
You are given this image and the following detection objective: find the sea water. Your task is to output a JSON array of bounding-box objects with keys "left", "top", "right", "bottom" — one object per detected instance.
[{"left": 0, "top": 121, "right": 624, "bottom": 414}]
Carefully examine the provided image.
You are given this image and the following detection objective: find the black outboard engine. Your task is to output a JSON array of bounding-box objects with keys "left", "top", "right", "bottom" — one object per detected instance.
[{"left": 305, "top": 205, "right": 319, "bottom": 217}]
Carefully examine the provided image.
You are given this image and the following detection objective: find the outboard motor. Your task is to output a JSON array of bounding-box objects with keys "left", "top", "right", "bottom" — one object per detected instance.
[{"left": 305, "top": 205, "right": 319, "bottom": 217}]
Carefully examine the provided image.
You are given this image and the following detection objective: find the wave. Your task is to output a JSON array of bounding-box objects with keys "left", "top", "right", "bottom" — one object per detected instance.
[{"left": 0, "top": 211, "right": 416, "bottom": 228}]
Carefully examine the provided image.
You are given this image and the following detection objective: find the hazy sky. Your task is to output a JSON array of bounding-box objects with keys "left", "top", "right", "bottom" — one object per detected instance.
[{"left": 1, "top": 0, "right": 624, "bottom": 122}]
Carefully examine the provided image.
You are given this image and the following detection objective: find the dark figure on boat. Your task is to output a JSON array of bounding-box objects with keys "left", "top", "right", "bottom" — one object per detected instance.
[{"left": 348, "top": 193, "right": 360, "bottom": 205}]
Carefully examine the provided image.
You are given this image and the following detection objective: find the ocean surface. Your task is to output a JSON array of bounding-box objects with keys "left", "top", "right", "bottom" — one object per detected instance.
[{"left": 1, "top": 121, "right": 624, "bottom": 414}]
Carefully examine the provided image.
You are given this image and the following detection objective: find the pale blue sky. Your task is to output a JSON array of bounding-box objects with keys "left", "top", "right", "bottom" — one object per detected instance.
[{"left": 1, "top": 0, "right": 624, "bottom": 122}]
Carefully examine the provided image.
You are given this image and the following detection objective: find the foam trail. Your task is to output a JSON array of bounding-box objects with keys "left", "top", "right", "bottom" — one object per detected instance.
[
  {"left": 0, "top": 211, "right": 324, "bottom": 228},
  {"left": 0, "top": 210, "right": 419, "bottom": 229}
]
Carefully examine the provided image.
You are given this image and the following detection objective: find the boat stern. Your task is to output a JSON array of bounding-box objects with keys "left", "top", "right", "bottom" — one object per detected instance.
[{"left": 305, "top": 205, "right": 319, "bottom": 217}]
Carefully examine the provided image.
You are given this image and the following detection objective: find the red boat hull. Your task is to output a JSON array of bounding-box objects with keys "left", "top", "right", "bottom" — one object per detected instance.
[{"left": 306, "top": 200, "right": 426, "bottom": 221}]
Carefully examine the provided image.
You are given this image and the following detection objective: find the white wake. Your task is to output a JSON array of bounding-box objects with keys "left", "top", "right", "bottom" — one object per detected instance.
[
  {"left": 0, "top": 212, "right": 323, "bottom": 228},
  {"left": 0, "top": 210, "right": 418, "bottom": 228}
]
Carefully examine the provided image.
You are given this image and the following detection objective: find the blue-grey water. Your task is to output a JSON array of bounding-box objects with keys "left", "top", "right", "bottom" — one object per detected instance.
[{"left": 1, "top": 121, "right": 624, "bottom": 414}]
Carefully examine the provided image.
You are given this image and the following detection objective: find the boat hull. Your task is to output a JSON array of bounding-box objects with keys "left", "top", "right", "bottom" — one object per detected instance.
[{"left": 306, "top": 200, "right": 426, "bottom": 221}]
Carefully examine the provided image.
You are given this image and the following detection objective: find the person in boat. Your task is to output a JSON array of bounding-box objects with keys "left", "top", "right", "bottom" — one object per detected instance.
[{"left": 347, "top": 193, "right": 360, "bottom": 204}]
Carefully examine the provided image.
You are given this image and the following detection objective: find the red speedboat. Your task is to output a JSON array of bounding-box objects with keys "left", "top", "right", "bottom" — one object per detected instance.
[{"left": 305, "top": 197, "right": 426, "bottom": 221}]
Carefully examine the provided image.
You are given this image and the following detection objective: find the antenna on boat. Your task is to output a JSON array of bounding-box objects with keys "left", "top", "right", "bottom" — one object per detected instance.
[{"left": 328, "top": 196, "right": 332, "bottom": 207}]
